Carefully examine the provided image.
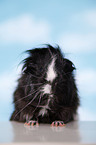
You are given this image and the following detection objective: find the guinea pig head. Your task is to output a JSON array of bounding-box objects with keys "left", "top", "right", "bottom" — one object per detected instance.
[{"left": 23, "top": 45, "right": 77, "bottom": 107}]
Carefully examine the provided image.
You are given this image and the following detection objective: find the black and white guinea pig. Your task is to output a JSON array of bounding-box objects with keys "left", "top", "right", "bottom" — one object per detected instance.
[{"left": 10, "top": 44, "right": 79, "bottom": 126}]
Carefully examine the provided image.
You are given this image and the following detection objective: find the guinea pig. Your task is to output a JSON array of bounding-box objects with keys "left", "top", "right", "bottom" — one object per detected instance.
[{"left": 10, "top": 44, "right": 80, "bottom": 126}]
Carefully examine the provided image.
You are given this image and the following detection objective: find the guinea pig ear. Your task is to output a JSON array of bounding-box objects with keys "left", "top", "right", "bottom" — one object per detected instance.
[{"left": 63, "top": 59, "right": 76, "bottom": 73}]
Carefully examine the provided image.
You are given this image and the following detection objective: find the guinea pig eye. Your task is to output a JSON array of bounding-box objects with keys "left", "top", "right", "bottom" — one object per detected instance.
[
  {"left": 63, "top": 59, "right": 76, "bottom": 73},
  {"left": 72, "top": 63, "right": 76, "bottom": 70}
]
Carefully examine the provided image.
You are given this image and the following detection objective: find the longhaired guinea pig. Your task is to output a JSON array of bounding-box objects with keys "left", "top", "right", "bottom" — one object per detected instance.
[{"left": 10, "top": 45, "right": 79, "bottom": 126}]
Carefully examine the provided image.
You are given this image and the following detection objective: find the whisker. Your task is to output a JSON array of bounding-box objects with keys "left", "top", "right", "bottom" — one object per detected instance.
[
  {"left": 14, "top": 86, "right": 42, "bottom": 104},
  {"left": 30, "top": 83, "right": 43, "bottom": 86},
  {"left": 30, "top": 74, "right": 43, "bottom": 79},
  {"left": 20, "top": 83, "right": 43, "bottom": 87},
  {"left": 31, "top": 93, "right": 42, "bottom": 114},
  {"left": 25, "top": 75, "right": 31, "bottom": 95},
  {"left": 13, "top": 91, "right": 40, "bottom": 120}
]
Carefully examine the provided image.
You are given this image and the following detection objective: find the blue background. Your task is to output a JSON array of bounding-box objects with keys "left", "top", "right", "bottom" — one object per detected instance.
[{"left": 0, "top": 0, "right": 96, "bottom": 121}]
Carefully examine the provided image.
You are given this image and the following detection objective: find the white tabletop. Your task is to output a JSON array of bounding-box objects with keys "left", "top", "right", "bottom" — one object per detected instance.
[{"left": 0, "top": 121, "right": 96, "bottom": 145}]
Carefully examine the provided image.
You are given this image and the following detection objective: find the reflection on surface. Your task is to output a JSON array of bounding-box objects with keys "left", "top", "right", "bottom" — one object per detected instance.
[
  {"left": 0, "top": 121, "right": 96, "bottom": 143},
  {"left": 10, "top": 121, "right": 81, "bottom": 143},
  {"left": 79, "top": 121, "right": 96, "bottom": 144},
  {"left": 0, "top": 122, "right": 13, "bottom": 143}
]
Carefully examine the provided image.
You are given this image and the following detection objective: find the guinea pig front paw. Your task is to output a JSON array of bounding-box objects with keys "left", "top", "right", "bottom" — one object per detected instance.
[
  {"left": 51, "top": 121, "right": 65, "bottom": 127},
  {"left": 24, "top": 120, "right": 39, "bottom": 126}
]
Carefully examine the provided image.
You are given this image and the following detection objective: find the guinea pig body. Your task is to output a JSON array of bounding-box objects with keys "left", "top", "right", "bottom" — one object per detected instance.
[{"left": 10, "top": 45, "right": 79, "bottom": 125}]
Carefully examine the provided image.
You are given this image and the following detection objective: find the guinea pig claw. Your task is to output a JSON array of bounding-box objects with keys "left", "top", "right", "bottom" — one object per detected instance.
[
  {"left": 24, "top": 120, "right": 39, "bottom": 126},
  {"left": 51, "top": 121, "right": 65, "bottom": 127}
]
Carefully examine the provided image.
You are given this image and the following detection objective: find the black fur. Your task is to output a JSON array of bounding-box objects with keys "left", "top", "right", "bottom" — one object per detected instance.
[{"left": 10, "top": 45, "right": 79, "bottom": 124}]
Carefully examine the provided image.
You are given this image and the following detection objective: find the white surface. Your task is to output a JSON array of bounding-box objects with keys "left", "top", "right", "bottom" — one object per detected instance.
[{"left": 0, "top": 121, "right": 96, "bottom": 145}]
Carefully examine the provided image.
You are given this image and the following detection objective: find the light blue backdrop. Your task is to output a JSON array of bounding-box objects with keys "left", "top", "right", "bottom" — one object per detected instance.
[{"left": 0, "top": 0, "right": 96, "bottom": 121}]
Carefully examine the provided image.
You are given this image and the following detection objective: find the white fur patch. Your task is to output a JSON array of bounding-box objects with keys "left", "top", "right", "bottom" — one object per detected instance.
[
  {"left": 38, "top": 108, "right": 48, "bottom": 117},
  {"left": 43, "top": 84, "right": 51, "bottom": 94},
  {"left": 38, "top": 98, "right": 51, "bottom": 117},
  {"left": 39, "top": 57, "right": 57, "bottom": 117},
  {"left": 46, "top": 57, "right": 57, "bottom": 82}
]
